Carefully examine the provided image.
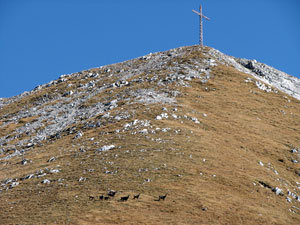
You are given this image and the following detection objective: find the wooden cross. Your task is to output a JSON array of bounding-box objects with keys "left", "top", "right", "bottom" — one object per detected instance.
[{"left": 192, "top": 5, "right": 210, "bottom": 47}]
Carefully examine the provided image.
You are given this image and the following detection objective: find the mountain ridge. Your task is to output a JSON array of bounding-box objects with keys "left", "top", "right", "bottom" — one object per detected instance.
[{"left": 1, "top": 45, "right": 299, "bottom": 103}]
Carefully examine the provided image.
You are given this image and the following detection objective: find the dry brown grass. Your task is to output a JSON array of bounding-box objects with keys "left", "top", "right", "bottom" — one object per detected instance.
[{"left": 0, "top": 61, "right": 300, "bottom": 224}]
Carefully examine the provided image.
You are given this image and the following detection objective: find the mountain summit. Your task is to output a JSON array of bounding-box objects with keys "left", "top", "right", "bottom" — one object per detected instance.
[{"left": 1, "top": 46, "right": 300, "bottom": 224}]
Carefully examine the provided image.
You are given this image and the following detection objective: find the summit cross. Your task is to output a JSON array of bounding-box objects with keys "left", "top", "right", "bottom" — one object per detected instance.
[{"left": 192, "top": 5, "right": 210, "bottom": 47}]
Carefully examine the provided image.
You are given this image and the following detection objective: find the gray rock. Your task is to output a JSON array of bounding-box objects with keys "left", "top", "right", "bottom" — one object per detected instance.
[
  {"left": 286, "top": 197, "right": 292, "bottom": 203},
  {"left": 47, "top": 157, "right": 56, "bottom": 163},
  {"left": 10, "top": 182, "right": 19, "bottom": 188},
  {"left": 50, "top": 169, "right": 60, "bottom": 174},
  {"left": 74, "top": 131, "right": 83, "bottom": 139},
  {"left": 21, "top": 159, "right": 30, "bottom": 165},
  {"left": 273, "top": 187, "right": 284, "bottom": 196},
  {"left": 42, "top": 179, "right": 50, "bottom": 184},
  {"left": 78, "top": 177, "right": 86, "bottom": 182},
  {"left": 139, "top": 129, "right": 148, "bottom": 135},
  {"left": 24, "top": 174, "right": 35, "bottom": 180},
  {"left": 96, "top": 145, "right": 115, "bottom": 152}
]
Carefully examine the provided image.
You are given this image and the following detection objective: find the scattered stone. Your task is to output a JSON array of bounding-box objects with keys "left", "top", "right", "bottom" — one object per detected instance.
[
  {"left": 63, "top": 90, "right": 73, "bottom": 97},
  {"left": 139, "top": 129, "right": 148, "bottom": 135},
  {"left": 10, "top": 182, "right": 19, "bottom": 188},
  {"left": 272, "top": 187, "right": 284, "bottom": 196},
  {"left": 192, "top": 117, "right": 200, "bottom": 124},
  {"left": 50, "top": 169, "right": 60, "bottom": 174},
  {"left": 74, "top": 131, "right": 83, "bottom": 139},
  {"left": 47, "top": 157, "right": 56, "bottom": 163},
  {"left": 79, "top": 147, "right": 86, "bottom": 153},
  {"left": 244, "top": 78, "right": 253, "bottom": 83},
  {"left": 37, "top": 173, "right": 47, "bottom": 178},
  {"left": 24, "top": 174, "right": 35, "bottom": 180},
  {"left": 78, "top": 177, "right": 86, "bottom": 182},
  {"left": 255, "top": 81, "right": 272, "bottom": 92},
  {"left": 162, "top": 128, "right": 171, "bottom": 132},
  {"left": 58, "top": 178, "right": 64, "bottom": 183},
  {"left": 21, "top": 159, "right": 30, "bottom": 165},
  {"left": 291, "top": 148, "right": 298, "bottom": 153},
  {"left": 26, "top": 143, "right": 34, "bottom": 148},
  {"left": 96, "top": 145, "right": 115, "bottom": 152},
  {"left": 287, "top": 190, "right": 300, "bottom": 201},
  {"left": 42, "top": 179, "right": 50, "bottom": 184},
  {"left": 156, "top": 113, "right": 168, "bottom": 120},
  {"left": 156, "top": 115, "right": 162, "bottom": 120}
]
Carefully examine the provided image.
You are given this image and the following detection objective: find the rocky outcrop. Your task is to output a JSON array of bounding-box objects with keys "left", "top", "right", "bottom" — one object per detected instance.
[
  {"left": 236, "top": 58, "right": 300, "bottom": 100},
  {"left": 205, "top": 48, "right": 300, "bottom": 101}
]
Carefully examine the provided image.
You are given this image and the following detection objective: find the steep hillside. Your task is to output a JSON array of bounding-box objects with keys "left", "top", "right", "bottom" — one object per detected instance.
[{"left": 1, "top": 46, "right": 300, "bottom": 224}]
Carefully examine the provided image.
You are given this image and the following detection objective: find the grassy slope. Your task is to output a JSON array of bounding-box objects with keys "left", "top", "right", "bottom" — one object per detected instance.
[{"left": 0, "top": 56, "right": 300, "bottom": 224}]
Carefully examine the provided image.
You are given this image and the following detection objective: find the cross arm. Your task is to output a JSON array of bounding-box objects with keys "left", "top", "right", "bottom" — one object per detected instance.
[
  {"left": 192, "top": 9, "right": 210, "bottom": 20},
  {"left": 202, "top": 15, "right": 210, "bottom": 20},
  {"left": 192, "top": 9, "right": 201, "bottom": 16}
]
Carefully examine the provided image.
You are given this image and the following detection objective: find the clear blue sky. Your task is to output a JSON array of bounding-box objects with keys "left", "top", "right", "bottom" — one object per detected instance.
[{"left": 1, "top": 0, "right": 299, "bottom": 98}]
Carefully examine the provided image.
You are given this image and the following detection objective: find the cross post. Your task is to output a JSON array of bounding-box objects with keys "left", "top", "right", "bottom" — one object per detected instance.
[{"left": 192, "top": 5, "right": 210, "bottom": 47}]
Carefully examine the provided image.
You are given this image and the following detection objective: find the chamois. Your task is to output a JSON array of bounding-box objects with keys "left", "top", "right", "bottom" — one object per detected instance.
[
  {"left": 120, "top": 195, "right": 130, "bottom": 201},
  {"left": 158, "top": 193, "right": 168, "bottom": 201},
  {"left": 133, "top": 193, "right": 140, "bottom": 199}
]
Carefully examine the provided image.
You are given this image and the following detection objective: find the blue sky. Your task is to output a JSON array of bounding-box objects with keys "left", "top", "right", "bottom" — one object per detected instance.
[{"left": 0, "top": 0, "right": 299, "bottom": 98}]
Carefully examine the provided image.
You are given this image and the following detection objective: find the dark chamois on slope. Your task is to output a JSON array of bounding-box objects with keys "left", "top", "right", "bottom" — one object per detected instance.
[
  {"left": 158, "top": 193, "right": 168, "bottom": 201},
  {"left": 120, "top": 195, "right": 130, "bottom": 201},
  {"left": 133, "top": 193, "right": 140, "bottom": 199}
]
